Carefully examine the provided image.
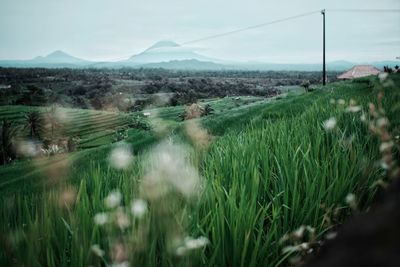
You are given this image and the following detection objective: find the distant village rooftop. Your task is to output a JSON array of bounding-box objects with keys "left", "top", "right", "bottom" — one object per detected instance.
[{"left": 337, "top": 65, "right": 381, "bottom": 80}]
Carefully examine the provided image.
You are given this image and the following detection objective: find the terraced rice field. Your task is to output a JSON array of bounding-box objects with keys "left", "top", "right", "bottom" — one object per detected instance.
[
  {"left": 1, "top": 76, "right": 399, "bottom": 267},
  {"left": 0, "top": 96, "right": 271, "bottom": 193}
]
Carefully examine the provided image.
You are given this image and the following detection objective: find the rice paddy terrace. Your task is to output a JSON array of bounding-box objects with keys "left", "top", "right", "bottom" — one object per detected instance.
[
  {"left": 0, "top": 96, "right": 267, "bottom": 148},
  {"left": 1, "top": 76, "right": 399, "bottom": 267},
  {"left": 0, "top": 95, "right": 270, "bottom": 193}
]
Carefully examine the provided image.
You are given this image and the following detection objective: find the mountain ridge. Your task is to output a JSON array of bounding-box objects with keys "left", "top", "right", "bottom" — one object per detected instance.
[{"left": 0, "top": 41, "right": 398, "bottom": 70}]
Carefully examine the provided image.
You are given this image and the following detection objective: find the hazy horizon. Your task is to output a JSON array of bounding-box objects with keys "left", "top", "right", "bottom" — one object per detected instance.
[{"left": 1, "top": 0, "right": 399, "bottom": 63}]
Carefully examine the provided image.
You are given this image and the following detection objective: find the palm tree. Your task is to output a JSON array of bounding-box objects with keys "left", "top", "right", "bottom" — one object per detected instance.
[
  {"left": 24, "top": 110, "right": 44, "bottom": 139},
  {"left": 0, "top": 119, "right": 16, "bottom": 165}
]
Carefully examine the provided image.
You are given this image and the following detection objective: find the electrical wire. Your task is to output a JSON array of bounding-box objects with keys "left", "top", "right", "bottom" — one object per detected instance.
[
  {"left": 328, "top": 9, "right": 400, "bottom": 13},
  {"left": 180, "top": 10, "right": 321, "bottom": 45},
  {"left": 106, "top": 8, "right": 399, "bottom": 61}
]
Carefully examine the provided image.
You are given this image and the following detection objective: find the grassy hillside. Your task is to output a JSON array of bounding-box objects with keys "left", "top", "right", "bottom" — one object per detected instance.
[
  {"left": 0, "top": 96, "right": 269, "bottom": 194},
  {"left": 1, "top": 75, "right": 399, "bottom": 266}
]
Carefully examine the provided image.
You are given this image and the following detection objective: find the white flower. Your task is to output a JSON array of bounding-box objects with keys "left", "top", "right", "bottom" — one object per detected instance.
[
  {"left": 293, "top": 225, "right": 306, "bottom": 238},
  {"left": 108, "top": 145, "right": 133, "bottom": 170},
  {"left": 345, "top": 193, "right": 357, "bottom": 209},
  {"left": 323, "top": 117, "right": 337, "bottom": 131},
  {"left": 380, "top": 161, "right": 389, "bottom": 170},
  {"left": 346, "top": 106, "right": 362, "bottom": 113},
  {"left": 131, "top": 199, "right": 148, "bottom": 218},
  {"left": 378, "top": 72, "right": 388, "bottom": 82},
  {"left": 111, "top": 262, "right": 130, "bottom": 267},
  {"left": 306, "top": 226, "right": 315, "bottom": 234},
  {"left": 105, "top": 190, "right": 122, "bottom": 209},
  {"left": 325, "top": 232, "right": 337, "bottom": 240},
  {"left": 175, "top": 246, "right": 188, "bottom": 256},
  {"left": 345, "top": 193, "right": 355, "bottom": 203},
  {"left": 379, "top": 141, "right": 394, "bottom": 152},
  {"left": 94, "top": 212, "right": 108, "bottom": 225},
  {"left": 91, "top": 244, "right": 105, "bottom": 257},
  {"left": 360, "top": 113, "right": 367, "bottom": 122},
  {"left": 142, "top": 142, "right": 201, "bottom": 199},
  {"left": 184, "top": 236, "right": 209, "bottom": 250},
  {"left": 337, "top": 99, "right": 346, "bottom": 105},
  {"left": 299, "top": 242, "right": 309, "bottom": 250},
  {"left": 329, "top": 98, "right": 336, "bottom": 104},
  {"left": 175, "top": 236, "right": 210, "bottom": 256},
  {"left": 377, "top": 117, "right": 389, "bottom": 128},
  {"left": 115, "top": 209, "right": 130, "bottom": 229}
]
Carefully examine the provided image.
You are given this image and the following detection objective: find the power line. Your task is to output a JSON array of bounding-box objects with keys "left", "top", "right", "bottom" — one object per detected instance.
[
  {"left": 180, "top": 10, "right": 321, "bottom": 45},
  {"left": 180, "top": 9, "right": 400, "bottom": 46},
  {"left": 328, "top": 9, "right": 400, "bottom": 13},
  {"left": 105, "top": 10, "right": 321, "bottom": 61},
  {"left": 106, "top": 8, "right": 400, "bottom": 61}
]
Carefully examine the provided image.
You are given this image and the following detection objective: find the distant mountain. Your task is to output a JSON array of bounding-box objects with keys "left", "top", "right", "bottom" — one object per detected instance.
[
  {"left": 139, "top": 59, "right": 227, "bottom": 70},
  {"left": 125, "top": 40, "right": 219, "bottom": 64},
  {"left": 0, "top": 41, "right": 398, "bottom": 71},
  {"left": 144, "top": 40, "right": 180, "bottom": 51},
  {"left": 0, "top": 50, "right": 91, "bottom": 68},
  {"left": 33, "top": 50, "right": 89, "bottom": 65}
]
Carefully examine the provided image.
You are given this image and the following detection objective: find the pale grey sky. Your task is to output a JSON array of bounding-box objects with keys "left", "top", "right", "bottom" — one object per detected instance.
[{"left": 0, "top": 0, "right": 399, "bottom": 63}]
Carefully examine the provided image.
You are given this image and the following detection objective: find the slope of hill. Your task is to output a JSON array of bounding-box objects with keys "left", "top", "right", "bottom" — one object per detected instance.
[
  {"left": 139, "top": 59, "right": 227, "bottom": 70},
  {"left": 32, "top": 50, "right": 89, "bottom": 64},
  {"left": 1, "top": 75, "right": 399, "bottom": 266},
  {"left": 0, "top": 50, "right": 91, "bottom": 68},
  {"left": 0, "top": 41, "right": 398, "bottom": 70},
  {"left": 126, "top": 40, "right": 218, "bottom": 64}
]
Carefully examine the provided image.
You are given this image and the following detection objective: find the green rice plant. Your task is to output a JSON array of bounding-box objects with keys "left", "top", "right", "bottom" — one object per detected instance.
[{"left": 0, "top": 76, "right": 399, "bottom": 266}]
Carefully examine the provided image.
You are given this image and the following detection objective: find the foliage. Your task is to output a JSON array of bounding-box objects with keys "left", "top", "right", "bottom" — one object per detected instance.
[
  {"left": 0, "top": 119, "right": 16, "bottom": 165},
  {"left": 301, "top": 79, "right": 311, "bottom": 92},
  {"left": 67, "top": 136, "right": 80, "bottom": 152},
  {"left": 113, "top": 126, "right": 129, "bottom": 142},
  {"left": 24, "top": 110, "right": 44, "bottom": 139},
  {"left": 15, "top": 85, "right": 48, "bottom": 106},
  {"left": 203, "top": 104, "right": 214, "bottom": 116},
  {"left": 0, "top": 68, "right": 339, "bottom": 110},
  {"left": 0, "top": 76, "right": 399, "bottom": 266},
  {"left": 128, "top": 115, "right": 151, "bottom": 131}
]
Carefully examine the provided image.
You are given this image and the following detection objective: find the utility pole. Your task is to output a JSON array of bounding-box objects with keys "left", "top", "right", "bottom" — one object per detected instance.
[{"left": 321, "top": 9, "right": 326, "bottom": 85}]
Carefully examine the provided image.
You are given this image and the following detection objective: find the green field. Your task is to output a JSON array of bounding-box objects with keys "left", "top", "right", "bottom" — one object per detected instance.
[{"left": 1, "top": 76, "right": 399, "bottom": 266}]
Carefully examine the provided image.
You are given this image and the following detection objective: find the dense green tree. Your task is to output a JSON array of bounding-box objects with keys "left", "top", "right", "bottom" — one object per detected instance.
[
  {"left": 24, "top": 111, "right": 44, "bottom": 139},
  {"left": 0, "top": 119, "right": 16, "bottom": 165}
]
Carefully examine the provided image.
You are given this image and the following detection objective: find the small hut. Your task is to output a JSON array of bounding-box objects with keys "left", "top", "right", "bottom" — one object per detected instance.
[{"left": 337, "top": 65, "right": 381, "bottom": 80}]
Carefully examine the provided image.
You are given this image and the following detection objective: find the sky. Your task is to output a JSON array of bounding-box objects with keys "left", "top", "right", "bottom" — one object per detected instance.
[{"left": 0, "top": 0, "right": 399, "bottom": 63}]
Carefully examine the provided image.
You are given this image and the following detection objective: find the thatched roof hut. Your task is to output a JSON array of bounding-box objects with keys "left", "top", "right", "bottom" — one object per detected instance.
[{"left": 337, "top": 65, "right": 381, "bottom": 80}]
